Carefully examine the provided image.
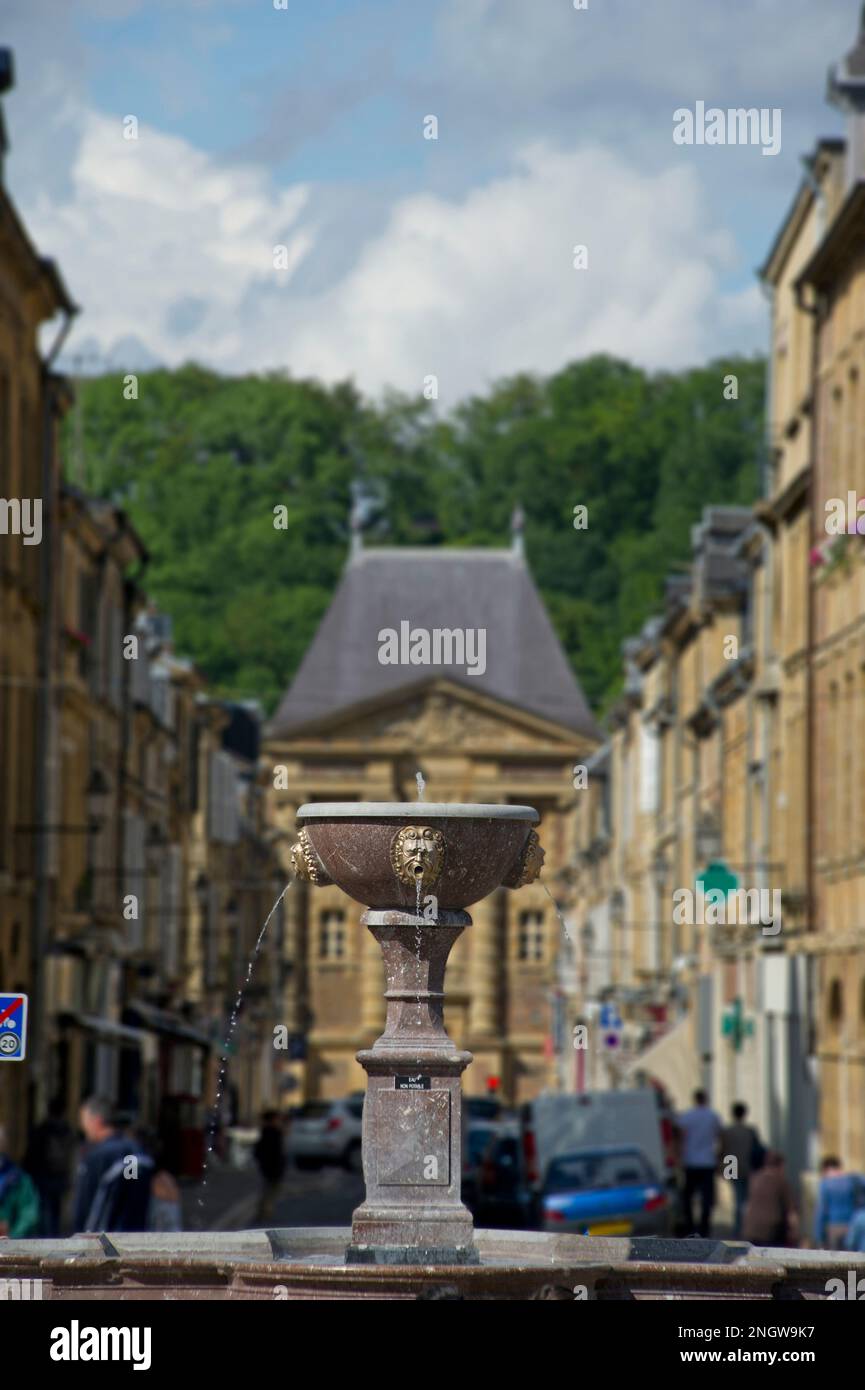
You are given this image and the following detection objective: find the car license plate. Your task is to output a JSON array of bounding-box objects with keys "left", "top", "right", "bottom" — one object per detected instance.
[{"left": 587, "top": 1221, "right": 632, "bottom": 1235}]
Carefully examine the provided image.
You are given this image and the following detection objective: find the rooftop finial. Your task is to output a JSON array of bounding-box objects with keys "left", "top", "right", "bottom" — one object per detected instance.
[
  {"left": 350, "top": 493, "right": 364, "bottom": 559},
  {"left": 511, "top": 502, "right": 525, "bottom": 558}
]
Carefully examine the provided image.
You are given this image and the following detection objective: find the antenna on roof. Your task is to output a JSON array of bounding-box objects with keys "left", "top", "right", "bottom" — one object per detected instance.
[{"left": 511, "top": 503, "right": 525, "bottom": 559}]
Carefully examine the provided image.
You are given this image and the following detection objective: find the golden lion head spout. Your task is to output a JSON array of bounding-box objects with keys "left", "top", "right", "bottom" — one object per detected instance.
[
  {"left": 290, "top": 827, "right": 333, "bottom": 886},
  {"left": 503, "top": 829, "right": 545, "bottom": 889},
  {"left": 390, "top": 824, "right": 445, "bottom": 890}
]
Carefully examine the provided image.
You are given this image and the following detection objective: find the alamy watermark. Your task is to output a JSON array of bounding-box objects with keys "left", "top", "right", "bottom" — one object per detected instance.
[
  {"left": 673, "top": 885, "right": 781, "bottom": 936},
  {"left": 377, "top": 621, "right": 486, "bottom": 677},
  {"left": 673, "top": 102, "right": 781, "bottom": 157},
  {"left": 0, "top": 498, "right": 42, "bottom": 545}
]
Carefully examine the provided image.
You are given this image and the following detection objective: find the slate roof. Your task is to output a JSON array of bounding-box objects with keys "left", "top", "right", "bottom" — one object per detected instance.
[{"left": 267, "top": 546, "right": 600, "bottom": 740}]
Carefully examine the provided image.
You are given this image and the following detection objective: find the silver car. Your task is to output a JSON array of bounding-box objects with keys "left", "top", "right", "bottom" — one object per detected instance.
[{"left": 287, "top": 1097, "right": 364, "bottom": 1172}]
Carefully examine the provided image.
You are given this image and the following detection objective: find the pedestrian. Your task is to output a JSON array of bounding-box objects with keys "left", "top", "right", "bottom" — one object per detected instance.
[
  {"left": 24, "top": 1097, "right": 75, "bottom": 1237},
  {"left": 675, "top": 1089, "right": 722, "bottom": 1238},
  {"left": 720, "top": 1101, "right": 765, "bottom": 1239},
  {"left": 742, "top": 1150, "right": 798, "bottom": 1247},
  {"left": 814, "top": 1156, "right": 865, "bottom": 1250},
  {"left": 0, "top": 1124, "right": 40, "bottom": 1238},
  {"left": 845, "top": 1204, "right": 865, "bottom": 1253},
  {"left": 149, "top": 1167, "right": 182, "bottom": 1232},
  {"left": 72, "top": 1097, "right": 154, "bottom": 1233},
  {"left": 253, "top": 1110, "right": 285, "bottom": 1225},
  {"left": 136, "top": 1129, "right": 183, "bottom": 1233}
]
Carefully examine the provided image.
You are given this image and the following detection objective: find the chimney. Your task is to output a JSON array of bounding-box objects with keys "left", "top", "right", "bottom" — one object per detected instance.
[
  {"left": 827, "top": 4, "right": 865, "bottom": 190},
  {"left": 0, "top": 50, "right": 14, "bottom": 182}
]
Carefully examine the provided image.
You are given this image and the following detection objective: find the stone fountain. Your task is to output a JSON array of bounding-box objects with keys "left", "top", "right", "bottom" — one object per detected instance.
[
  {"left": 290, "top": 801, "right": 544, "bottom": 1267},
  {"left": 1, "top": 800, "right": 857, "bottom": 1297}
]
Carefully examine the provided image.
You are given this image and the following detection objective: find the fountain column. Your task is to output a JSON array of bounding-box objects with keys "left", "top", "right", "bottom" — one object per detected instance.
[
  {"left": 469, "top": 891, "right": 499, "bottom": 1036},
  {"left": 347, "top": 909, "right": 477, "bottom": 1264}
]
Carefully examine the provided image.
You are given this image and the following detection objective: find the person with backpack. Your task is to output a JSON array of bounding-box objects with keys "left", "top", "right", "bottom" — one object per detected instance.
[
  {"left": 0, "top": 1124, "right": 40, "bottom": 1238},
  {"left": 72, "top": 1097, "right": 153, "bottom": 1233},
  {"left": 720, "top": 1101, "right": 766, "bottom": 1239}
]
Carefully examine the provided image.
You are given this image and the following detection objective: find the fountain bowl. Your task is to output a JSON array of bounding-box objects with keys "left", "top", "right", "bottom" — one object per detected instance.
[{"left": 294, "top": 802, "right": 540, "bottom": 910}]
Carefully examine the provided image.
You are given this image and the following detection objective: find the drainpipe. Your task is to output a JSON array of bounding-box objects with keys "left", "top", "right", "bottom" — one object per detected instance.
[
  {"left": 751, "top": 521, "right": 776, "bottom": 1144},
  {"left": 31, "top": 303, "right": 77, "bottom": 1121},
  {"left": 795, "top": 269, "right": 821, "bottom": 1176}
]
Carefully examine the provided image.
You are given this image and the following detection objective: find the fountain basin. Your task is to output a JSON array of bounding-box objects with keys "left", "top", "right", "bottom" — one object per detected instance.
[
  {"left": 1, "top": 1229, "right": 861, "bottom": 1300},
  {"left": 294, "top": 802, "right": 540, "bottom": 909}
]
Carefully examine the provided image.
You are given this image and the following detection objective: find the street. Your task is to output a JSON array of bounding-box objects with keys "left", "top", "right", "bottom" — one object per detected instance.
[{"left": 182, "top": 1161, "right": 365, "bottom": 1234}]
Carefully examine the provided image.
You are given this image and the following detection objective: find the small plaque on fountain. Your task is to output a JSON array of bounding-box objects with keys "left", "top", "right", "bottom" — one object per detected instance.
[{"left": 395, "top": 1074, "right": 430, "bottom": 1090}]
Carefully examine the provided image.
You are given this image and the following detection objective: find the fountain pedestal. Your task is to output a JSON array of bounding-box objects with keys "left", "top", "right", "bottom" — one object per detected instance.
[{"left": 347, "top": 909, "right": 478, "bottom": 1265}]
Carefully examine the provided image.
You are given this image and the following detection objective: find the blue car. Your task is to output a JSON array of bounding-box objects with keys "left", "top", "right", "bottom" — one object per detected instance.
[{"left": 539, "top": 1145, "right": 671, "bottom": 1236}]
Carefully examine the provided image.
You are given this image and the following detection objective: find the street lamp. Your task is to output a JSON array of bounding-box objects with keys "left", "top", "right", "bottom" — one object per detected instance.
[
  {"left": 195, "top": 873, "right": 213, "bottom": 991},
  {"left": 609, "top": 888, "right": 625, "bottom": 991},
  {"left": 651, "top": 850, "right": 670, "bottom": 975}
]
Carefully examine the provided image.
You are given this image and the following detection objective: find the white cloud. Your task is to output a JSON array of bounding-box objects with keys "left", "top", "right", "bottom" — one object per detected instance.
[
  {"left": 22, "top": 111, "right": 312, "bottom": 366},
  {"left": 22, "top": 114, "right": 765, "bottom": 399},
  {"left": 280, "top": 141, "right": 763, "bottom": 401}
]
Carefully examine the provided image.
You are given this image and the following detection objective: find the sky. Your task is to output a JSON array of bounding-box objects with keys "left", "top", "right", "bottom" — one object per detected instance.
[{"left": 2, "top": 0, "right": 861, "bottom": 406}]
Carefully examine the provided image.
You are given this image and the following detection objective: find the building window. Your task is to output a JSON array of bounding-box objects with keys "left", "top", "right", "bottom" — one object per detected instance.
[
  {"left": 517, "top": 910, "right": 544, "bottom": 962},
  {"left": 319, "top": 909, "right": 346, "bottom": 960},
  {"left": 828, "top": 979, "right": 844, "bottom": 1028}
]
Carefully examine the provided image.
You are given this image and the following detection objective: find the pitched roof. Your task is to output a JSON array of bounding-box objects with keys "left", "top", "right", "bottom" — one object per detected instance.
[{"left": 267, "top": 546, "right": 600, "bottom": 740}]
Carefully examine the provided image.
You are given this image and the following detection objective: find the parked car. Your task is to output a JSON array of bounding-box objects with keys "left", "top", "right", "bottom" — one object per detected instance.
[
  {"left": 462, "top": 1122, "right": 501, "bottom": 1211},
  {"left": 538, "top": 1144, "right": 671, "bottom": 1236},
  {"left": 466, "top": 1097, "right": 505, "bottom": 1123},
  {"left": 287, "top": 1098, "right": 363, "bottom": 1171},
  {"left": 475, "top": 1125, "right": 533, "bottom": 1229}
]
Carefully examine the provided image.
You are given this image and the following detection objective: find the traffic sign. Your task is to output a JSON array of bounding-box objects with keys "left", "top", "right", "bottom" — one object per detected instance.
[
  {"left": 0, "top": 994, "right": 28, "bottom": 1062},
  {"left": 599, "top": 1003, "right": 623, "bottom": 1049}
]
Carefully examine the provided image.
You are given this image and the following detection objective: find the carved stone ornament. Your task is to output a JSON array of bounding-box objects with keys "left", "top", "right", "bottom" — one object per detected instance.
[
  {"left": 290, "top": 827, "right": 333, "bottom": 885},
  {"left": 390, "top": 824, "right": 445, "bottom": 891},
  {"left": 502, "top": 829, "right": 545, "bottom": 889}
]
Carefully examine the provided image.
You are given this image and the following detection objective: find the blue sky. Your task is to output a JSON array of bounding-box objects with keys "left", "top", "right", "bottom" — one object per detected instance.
[{"left": 2, "top": 0, "right": 860, "bottom": 403}]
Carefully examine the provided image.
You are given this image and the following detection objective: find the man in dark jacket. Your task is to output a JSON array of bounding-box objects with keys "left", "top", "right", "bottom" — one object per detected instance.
[
  {"left": 72, "top": 1097, "right": 153, "bottom": 1233},
  {"left": 25, "top": 1098, "right": 75, "bottom": 1236}
]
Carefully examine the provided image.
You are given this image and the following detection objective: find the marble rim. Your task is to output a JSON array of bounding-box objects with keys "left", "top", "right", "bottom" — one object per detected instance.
[{"left": 296, "top": 802, "right": 539, "bottom": 822}]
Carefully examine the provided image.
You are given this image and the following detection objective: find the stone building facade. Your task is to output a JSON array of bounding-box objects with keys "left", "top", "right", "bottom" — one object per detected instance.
[{"left": 574, "top": 11, "right": 865, "bottom": 1197}]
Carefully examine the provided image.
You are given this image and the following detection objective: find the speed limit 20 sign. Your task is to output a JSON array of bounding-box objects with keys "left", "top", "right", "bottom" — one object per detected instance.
[{"left": 0, "top": 995, "right": 28, "bottom": 1061}]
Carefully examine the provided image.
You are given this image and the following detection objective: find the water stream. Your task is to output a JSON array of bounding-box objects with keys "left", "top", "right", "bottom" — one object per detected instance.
[
  {"left": 414, "top": 771, "right": 425, "bottom": 1029},
  {"left": 540, "top": 876, "right": 572, "bottom": 944},
  {"left": 197, "top": 879, "right": 293, "bottom": 1214}
]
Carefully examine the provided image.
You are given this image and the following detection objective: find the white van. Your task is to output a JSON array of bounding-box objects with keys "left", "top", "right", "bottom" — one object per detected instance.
[{"left": 520, "top": 1089, "right": 667, "bottom": 1192}]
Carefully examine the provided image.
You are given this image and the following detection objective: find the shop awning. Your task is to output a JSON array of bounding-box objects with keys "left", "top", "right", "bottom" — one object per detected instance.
[
  {"left": 124, "top": 999, "right": 212, "bottom": 1048},
  {"left": 624, "top": 1015, "right": 699, "bottom": 1110},
  {"left": 58, "top": 1012, "right": 145, "bottom": 1046}
]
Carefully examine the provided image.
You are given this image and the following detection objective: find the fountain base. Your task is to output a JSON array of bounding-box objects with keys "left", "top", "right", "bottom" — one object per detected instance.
[{"left": 347, "top": 908, "right": 476, "bottom": 1266}]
